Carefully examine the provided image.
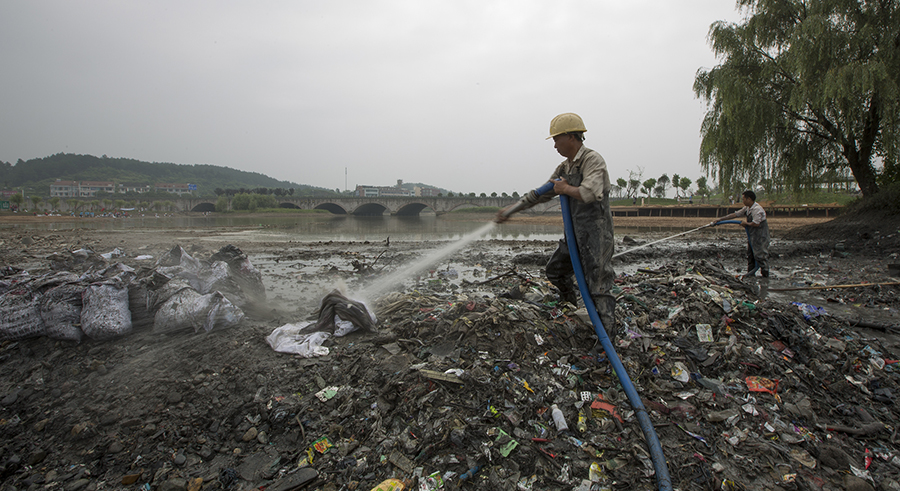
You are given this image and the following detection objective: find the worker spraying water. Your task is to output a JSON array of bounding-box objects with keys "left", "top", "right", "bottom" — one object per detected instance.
[
  {"left": 497, "top": 112, "right": 616, "bottom": 341},
  {"left": 497, "top": 113, "right": 673, "bottom": 491}
]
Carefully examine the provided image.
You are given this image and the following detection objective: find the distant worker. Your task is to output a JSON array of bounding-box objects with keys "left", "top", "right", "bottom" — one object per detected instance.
[
  {"left": 712, "top": 190, "right": 770, "bottom": 279},
  {"left": 497, "top": 113, "right": 617, "bottom": 339}
]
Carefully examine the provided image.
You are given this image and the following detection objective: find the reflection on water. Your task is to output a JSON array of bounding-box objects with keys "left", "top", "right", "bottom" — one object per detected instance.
[{"left": 1, "top": 214, "right": 741, "bottom": 242}]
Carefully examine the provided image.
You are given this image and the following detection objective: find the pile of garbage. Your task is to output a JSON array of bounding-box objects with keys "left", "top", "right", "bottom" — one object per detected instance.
[
  {"left": 258, "top": 259, "right": 898, "bottom": 490},
  {"left": 0, "top": 244, "right": 263, "bottom": 343},
  {"left": 1, "top": 238, "right": 899, "bottom": 491}
]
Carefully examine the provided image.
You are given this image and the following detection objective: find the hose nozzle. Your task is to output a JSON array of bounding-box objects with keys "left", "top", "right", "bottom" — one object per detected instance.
[
  {"left": 497, "top": 180, "right": 557, "bottom": 221},
  {"left": 499, "top": 200, "right": 528, "bottom": 219}
]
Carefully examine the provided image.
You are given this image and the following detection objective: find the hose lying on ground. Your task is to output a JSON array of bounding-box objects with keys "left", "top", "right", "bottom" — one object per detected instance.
[{"left": 559, "top": 194, "right": 673, "bottom": 491}]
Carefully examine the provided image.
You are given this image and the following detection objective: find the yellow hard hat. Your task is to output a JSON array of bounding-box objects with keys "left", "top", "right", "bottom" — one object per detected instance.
[{"left": 547, "top": 113, "right": 587, "bottom": 139}]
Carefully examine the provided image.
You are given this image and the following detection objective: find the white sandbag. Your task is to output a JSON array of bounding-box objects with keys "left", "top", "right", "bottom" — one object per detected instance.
[
  {"left": 0, "top": 288, "right": 44, "bottom": 341},
  {"left": 153, "top": 289, "right": 244, "bottom": 334},
  {"left": 81, "top": 279, "right": 133, "bottom": 341},
  {"left": 201, "top": 245, "right": 266, "bottom": 310},
  {"left": 156, "top": 245, "right": 201, "bottom": 270},
  {"left": 146, "top": 278, "right": 195, "bottom": 312},
  {"left": 40, "top": 283, "right": 84, "bottom": 342},
  {"left": 155, "top": 246, "right": 202, "bottom": 291}
]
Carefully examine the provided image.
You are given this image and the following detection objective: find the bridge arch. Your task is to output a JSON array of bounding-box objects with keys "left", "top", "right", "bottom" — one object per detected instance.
[
  {"left": 395, "top": 202, "right": 434, "bottom": 216},
  {"left": 278, "top": 202, "right": 300, "bottom": 209},
  {"left": 315, "top": 203, "right": 348, "bottom": 214},
  {"left": 190, "top": 202, "right": 216, "bottom": 212},
  {"left": 352, "top": 203, "right": 389, "bottom": 216}
]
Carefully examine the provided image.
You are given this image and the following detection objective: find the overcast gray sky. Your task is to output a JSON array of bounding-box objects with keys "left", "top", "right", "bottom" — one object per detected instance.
[{"left": 1, "top": 1, "right": 744, "bottom": 197}]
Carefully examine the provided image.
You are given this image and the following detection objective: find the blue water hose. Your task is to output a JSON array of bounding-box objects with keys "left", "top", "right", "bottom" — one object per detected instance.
[
  {"left": 498, "top": 181, "right": 557, "bottom": 219},
  {"left": 510, "top": 186, "right": 745, "bottom": 490},
  {"left": 533, "top": 181, "right": 556, "bottom": 199},
  {"left": 559, "top": 194, "right": 673, "bottom": 491}
]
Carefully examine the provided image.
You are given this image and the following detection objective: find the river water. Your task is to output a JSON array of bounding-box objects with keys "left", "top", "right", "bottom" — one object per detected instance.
[{"left": 1, "top": 214, "right": 714, "bottom": 242}]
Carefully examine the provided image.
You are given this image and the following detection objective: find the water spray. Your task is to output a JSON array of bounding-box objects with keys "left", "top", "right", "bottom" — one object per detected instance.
[
  {"left": 357, "top": 181, "right": 561, "bottom": 301},
  {"left": 356, "top": 222, "right": 497, "bottom": 301}
]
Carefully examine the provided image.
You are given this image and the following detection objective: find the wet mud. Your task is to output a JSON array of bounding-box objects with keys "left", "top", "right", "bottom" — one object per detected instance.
[{"left": 0, "top": 219, "right": 899, "bottom": 491}]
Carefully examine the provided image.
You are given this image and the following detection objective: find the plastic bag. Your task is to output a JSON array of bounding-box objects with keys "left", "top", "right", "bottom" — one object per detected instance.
[
  {"left": 100, "top": 247, "right": 126, "bottom": 260},
  {"left": 267, "top": 314, "right": 371, "bottom": 357},
  {"left": 266, "top": 322, "right": 332, "bottom": 357},
  {"left": 314, "top": 290, "right": 376, "bottom": 332},
  {"left": 268, "top": 291, "right": 377, "bottom": 357}
]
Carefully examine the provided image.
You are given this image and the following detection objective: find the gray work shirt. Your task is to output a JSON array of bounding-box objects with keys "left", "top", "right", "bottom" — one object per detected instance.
[
  {"left": 734, "top": 202, "right": 767, "bottom": 224},
  {"left": 524, "top": 145, "right": 609, "bottom": 206},
  {"left": 549, "top": 145, "right": 610, "bottom": 203}
]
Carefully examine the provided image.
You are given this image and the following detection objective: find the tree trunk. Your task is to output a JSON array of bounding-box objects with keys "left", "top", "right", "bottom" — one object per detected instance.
[
  {"left": 843, "top": 94, "right": 881, "bottom": 198},
  {"left": 845, "top": 150, "right": 879, "bottom": 197}
]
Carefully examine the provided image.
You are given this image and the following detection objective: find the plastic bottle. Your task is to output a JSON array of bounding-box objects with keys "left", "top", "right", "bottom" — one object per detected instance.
[
  {"left": 576, "top": 408, "right": 587, "bottom": 433},
  {"left": 551, "top": 404, "right": 569, "bottom": 432}
]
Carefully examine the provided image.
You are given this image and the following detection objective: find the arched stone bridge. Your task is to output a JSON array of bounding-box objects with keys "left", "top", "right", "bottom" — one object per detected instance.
[{"left": 179, "top": 196, "right": 563, "bottom": 216}]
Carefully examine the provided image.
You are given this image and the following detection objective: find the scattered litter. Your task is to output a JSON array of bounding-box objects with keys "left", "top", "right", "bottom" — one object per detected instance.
[{"left": 1, "top": 233, "right": 899, "bottom": 491}]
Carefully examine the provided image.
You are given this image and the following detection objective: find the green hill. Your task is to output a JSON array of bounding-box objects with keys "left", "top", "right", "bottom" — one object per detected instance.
[{"left": 0, "top": 153, "right": 338, "bottom": 197}]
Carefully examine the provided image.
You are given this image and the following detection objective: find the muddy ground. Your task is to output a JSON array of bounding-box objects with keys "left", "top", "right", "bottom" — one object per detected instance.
[{"left": 0, "top": 212, "right": 899, "bottom": 491}]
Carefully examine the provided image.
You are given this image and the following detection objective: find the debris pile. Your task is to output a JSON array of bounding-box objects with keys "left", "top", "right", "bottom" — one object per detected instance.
[{"left": 0, "top": 238, "right": 898, "bottom": 491}]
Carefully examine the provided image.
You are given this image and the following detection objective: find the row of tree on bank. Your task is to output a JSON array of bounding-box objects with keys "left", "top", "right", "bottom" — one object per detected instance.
[{"left": 614, "top": 171, "right": 701, "bottom": 200}]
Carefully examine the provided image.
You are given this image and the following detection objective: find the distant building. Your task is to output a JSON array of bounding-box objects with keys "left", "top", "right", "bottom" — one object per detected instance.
[
  {"left": 155, "top": 183, "right": 192, "bottom": 195},
  {"left": 379, "top": 187, "right": 411, "bottom": 197},
  {"left": 356, "top": 186, "right": 380, "bottom": 197},
  {"left": 78, "top": 181, "right": 115, "bottom": 197},
  {"left": 47, "top": 179, "right": 194, "bottom": 197},
  {"left": 118, "top": 183, "right": 152, "bottom": 194},
  {"left": 50, "top": 180, "right": 80, "bottom": 197},
  {"left": 50, "top": 180, "right": 116, "bottom": 197},
  {"left": 355, "top": 184, "right": 411, "bottom": 197},
  {"left": 414, "top": 186, "right": 440, "bottom": 197}
]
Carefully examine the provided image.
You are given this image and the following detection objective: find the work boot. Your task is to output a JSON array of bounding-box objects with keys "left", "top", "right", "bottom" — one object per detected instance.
[
  {"left": 558, "top": 290, "right": 578, "bottom": 307},
  {"left": 548, "top": 274, "right": 577, "bottom": 306}
]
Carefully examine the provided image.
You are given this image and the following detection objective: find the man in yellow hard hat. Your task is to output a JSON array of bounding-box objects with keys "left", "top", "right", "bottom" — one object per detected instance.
[{"left": 497, "top": 113, "right": 617, "bottom": 340}]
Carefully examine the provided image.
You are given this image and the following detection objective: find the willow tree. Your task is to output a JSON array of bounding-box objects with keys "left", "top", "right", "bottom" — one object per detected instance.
[{"left": 694, "top": 0, "right": 899, "bottom": 198}]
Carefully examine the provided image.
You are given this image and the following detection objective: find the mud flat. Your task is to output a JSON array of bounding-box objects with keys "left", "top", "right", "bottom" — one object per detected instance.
[{"left": 0, "top": 213, "right": 898, "bottom": 490}]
